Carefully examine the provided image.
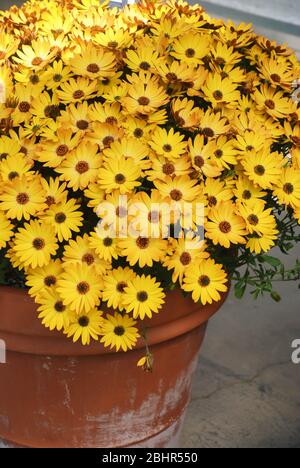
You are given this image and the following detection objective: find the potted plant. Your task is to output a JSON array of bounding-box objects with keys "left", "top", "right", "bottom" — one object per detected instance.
[{"left": 0, "top": 0, "right": 299, "bottom": 448}]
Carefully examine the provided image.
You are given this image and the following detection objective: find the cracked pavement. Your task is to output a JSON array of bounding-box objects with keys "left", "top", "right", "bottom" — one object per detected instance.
[{"left": 181, "top": 247, "right": 300, "bottom": 448}]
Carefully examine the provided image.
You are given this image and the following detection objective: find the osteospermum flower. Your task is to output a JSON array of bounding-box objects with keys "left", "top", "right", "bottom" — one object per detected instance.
[
  {"left": 57, "top": 264, "right": 103, "bottom": 314},
  {"left": 98, "top": 156, "right": 142, "bottom": 194},
  {"left": 0, "top": 175, "right": 47, "bottom": 221},
  {"left": 206, "top": 201, "right": 247, "bottom": 248},
  {"left": 41, "top": 198, "right": 83, "bottom": 242},
  {"left": 241, "top": 149, "right": 283, "bottom": 189},
  {"left": 65, "top": 308, "right": 103, "bottom": 346},
  {"left": 70, "top": 43, "right": 116, "bottom": 79},
  {"left": 100, "top": 313, "right": 140, "bottom": 352},
  {"left": 273, "top": 167, "right": 300, "bottom": 209},
  {"left": 102, "top": 267, "right": 136, "bottom": 311},
  {"left": 149, "top": 127, "right": 187, "bottom": 160},
  {"left": 37, "top": 288, "right": 72, "bottom": 331},
  {"left": 183, "top": 258, "right": 228, "bottom": 305},
  {"left": 12, "top": 220, "right": 58, "bottom": 269},
  {"left": 122, "top": 73, "right": 169, "bottom": 115},
  {"left": 123, "top": 275, "right": 166, "bottom": 320},
  {"left": 26, "top": 259, "right": 63, "bottom": 298},
  {"left": 63, "top": 234, "right": 111, "bottom": 276}
]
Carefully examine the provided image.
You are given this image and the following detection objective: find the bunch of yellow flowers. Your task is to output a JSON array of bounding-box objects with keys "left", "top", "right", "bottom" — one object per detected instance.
[{"left": 0, "top": 0, "right": 299, "bottom": 351}]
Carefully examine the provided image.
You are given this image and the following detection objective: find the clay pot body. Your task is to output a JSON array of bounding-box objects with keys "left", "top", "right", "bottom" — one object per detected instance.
[{"left": 0, "top": 286, "right": 228, "bottom": 448}]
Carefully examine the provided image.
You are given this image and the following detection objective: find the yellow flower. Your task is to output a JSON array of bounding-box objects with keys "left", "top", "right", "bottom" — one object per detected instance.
[
  {"left": 253, "top": 84, "right": 293, "bottom": 119},
  {"left": 14, "top": 38, "right": 57, "bottom": 70},
  {"left": 119, "top": 236, "right": 167, "bottom": 268},
  {"left": 0, "top": 175, "right": 47, "bottom": 221},
  {"left": 26, "top": 259, "right": 63, "bottom": 298},
  {"left": 164, "top": 237, "right": 209, "bottom": 284},
  {"left": 65, "top": 308, "right": 103, "bottom": 346},
  {"left": 41, "top": 60, "right": 72, "bottom": 90},
  {"left": 203, "top": 178, "right": 233, "bottom": 209},
  {"left": 89, "top": 231, "right": 120, "bottom": 262},
  {"left": 188, "top": 134, "right": 222, "bottom": 178},
  {"left": 241, "top": 149, "right": 283, "bottom": 189},
  {"left": 123, "top": 275, "right": 165, "bottom": 320},
  {"left": 122, "top": 72, "right": 169, "bottom": 115},
  {"left": 12, "top": 220, "right": 58, "bottom": 269},
  {"left": 246, "top": 231, "right": 278, "bottom": 254},
  {"left": 203, "top": 74, "right": 240, "bottom": 108},
  {"left": 41, "top": 198, "right": 83, "bottom": 242},
  {"left": 154, "top": 175, "right": 201, "bottom": 203},
  {"left": 171, "top": 32, "right": 211, "bottom": 64},
  {"left": 273, "top": 167, "right": 300, "bottom": 209},
  {"left": 56, "top": 142, "right": 101, "bottom": 190},
  {"left": 100, "top": 313, "right": 140, "bottom": 352},
  {"left": 63, "top": 234, "right": 110, "bottom": 275},
  {"left": 183, "top": 258, "right": 228, "bottom": 305},
  {"left": 206, "top": 201, "right": 247, "bottom": 248},
  {"left": 0, "top": 153, "right": 34, "bottom": 183},
  {"left": 57, "top": 77, "right": 97, "bottom": 103},
  {"left": 57, "top": 264, "right": 103, "bottom": 314},
  {"left": 238, "top": 200, "right": 277, "bottom": 236},
  {"left": 98, "top": 156, "right": 142, "bottom": 194},
  {"left": 149, "top": 127, "right": 187, "bottom": 160},
  {"left": 70, "top": 42, "right": 116, "bottom": 79},
  {"left": 37, "top": 288, "right": 72, "bottom": 332},
  {"left": 102, "top": 267, "right": 136, "bottom": 311},
  {"left": 233, "top": 176, "right": 267, "bottom": 203}
]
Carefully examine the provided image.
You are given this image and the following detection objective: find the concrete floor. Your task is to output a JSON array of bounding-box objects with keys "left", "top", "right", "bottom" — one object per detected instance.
[{"left": 181, "top": 248, "right": 300, "bottom": 448}]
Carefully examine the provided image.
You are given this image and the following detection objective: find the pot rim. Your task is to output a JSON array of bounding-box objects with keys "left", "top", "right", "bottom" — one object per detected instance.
[{"left": 0, "top": 285, "right": 229, "bottom": 356}]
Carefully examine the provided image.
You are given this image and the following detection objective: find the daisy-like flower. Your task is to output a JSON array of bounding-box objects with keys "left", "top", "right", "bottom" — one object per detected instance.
[
  {"left": 149, "top": 127, "right": 187, "bottom": 160},
  {"left": 171, "top": 32, "right": 211, "bottom": 65},
  {"left": 56, "top": 142, "right": 101, "bottom": 191},
  {"left": 12, "top": 220, "right": 58, "bottom": 269},
  {"left": 89, "top": 231, "right": 120, "bottom": 263},
  {"left": 37, "top": 129, "right": 82, "bottom": 168},
  {"left": 41, "top": 198, "right": 83, "bottom": 242},
  {"left": 241, "top": 149, "right": 283, "bottom": 189},
  {"left": 119, "top": 236, "right": 167, "bottom": 268},
  {"left": 70, "top": 43, "right": 116, "bottom": 79},
  {"left": 41, "top": 60, "right": 72, "bottom": 90},
  {"left": 154, "top": 176, "right": 201, "bottom": 203},
  {"left": 122, "top": 72, "right": 169, "bottom": 115},
  {"left": 102, "top": 137, "right": 149, "bottom": 167},
  {"left": 63, "top": 234, "right": 111, "bottom": 276},
  {"left": 0, "top": 211, "right": 14, "bottom": 249},
  {"left": 57, "top": 77, "right": 98, "bottom": 103},
  {"left": 199, "top": 109, "right": 230, "bottom": 138},
  {"left": 0, "top": 175, "right": 47, "bottom": 221},
  {"left": 233, "top": 176, "right": 267, "bottom": 203},
  {"left": 273, "top": 167, "right": 300, "bottom": 209},
  {"left": 203, "top": 74, "right": 240, "bottom": 108},
  {"left": 37, "top": 288, "right": 72, "bottom": 332},
  {"left": 26, "top": 259, "right": 63, "bottom": 298},
  {"left": 0, "top": 153, "right": 34, "bottom": 183},
  {"left": 98, "top": 156, "right": 142, "bottom": 194},
  {"left": 253, "top": 84, "right": 293, "bottom": 119},
  {"left": 102, "top": 267, "right": 136, "bottom": 311},
  {"left": 123, "top": 275, "right": 165, "bottom": 320},
  {"left": 100, "top": 313, "right": 140, "bottom": 352},
  {"left": 238, "top": 200, "right": 277, "bottom": 236},
  {"left": 58, "top": 101, "right": 92, "bottom": 134},
  {"left": 164, "top": 237, "right": 209, "bottom": 285},
  {"left": 188, "top": 135, "right": 222, "bottom": 178},
  {"left": 183, "top": 258, "right": 228, "bottom": 305},
  {"left": 14, "top": 38, "right": 57, "bottom": 70},
  {"left": 65, "top": 308, "right": 103, "bottom": 346},
  {"left": 206, "top": 201, "right": 247, "bottom": 248},
  {"left": 57, "top": 264, "right": 103, "bottom": 314},
  {"left": 203, "top": 178, "right": 234, "bottom": 209},
  {"left": 41, "top": 177, "right": 68, "bottom": 208},
  {"left": 146, "top": 154, "right": 192, "bottom": 182},
  {"left": 246, "top": 231, "right": 278, "bottom": 254}
]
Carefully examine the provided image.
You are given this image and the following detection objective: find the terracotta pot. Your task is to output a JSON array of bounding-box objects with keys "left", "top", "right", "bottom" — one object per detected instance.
[{"left": 0, "top": 286, "right": 228, "bottom": 448}]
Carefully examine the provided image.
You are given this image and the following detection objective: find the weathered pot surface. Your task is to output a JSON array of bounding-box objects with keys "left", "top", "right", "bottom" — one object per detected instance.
[{"left": 0, "top": 286, "right": 228, "bottom": 448}]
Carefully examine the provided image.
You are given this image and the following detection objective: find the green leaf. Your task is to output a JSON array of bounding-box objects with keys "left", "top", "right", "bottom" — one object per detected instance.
[
  {"left": 271, "top": 291, "right": 282, "bottom": 303},
  {"left": 261, "top": 255, "right": 282, "bottom": 268},
  {"left": 234, "top": 281, "right": 247, "bottom": 299}
]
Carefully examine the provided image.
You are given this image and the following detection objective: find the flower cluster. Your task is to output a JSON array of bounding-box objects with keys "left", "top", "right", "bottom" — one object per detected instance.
[{"left": 0, "top": 0, "right": 299, "bottom": 351}]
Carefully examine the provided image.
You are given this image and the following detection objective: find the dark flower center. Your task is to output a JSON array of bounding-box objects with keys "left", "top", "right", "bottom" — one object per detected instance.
[
  {"left": 270, "top": 73, "right": 281, "bottom": 83},
  {"left": 77, "top": 120, "right": 89, "bottom": 130},
  {"left": 56, "top": 144, "right": 69, "bottom": 156},
  {"left": 202, "top": 127, "right": 214, "bottom": 138},
  {"left": 214, "top": 150, "right": 223, "bottom": 158},
  {"left": 76, "top": 160, "right": 89, "bottom": 174},
  {"left": 194, "top": 155, "right": 205, "bottom": 168},
  {"left": 219, "top": 221, "right": 231, "bottom": 233},
  {"left": 103, "top": 237, "right": 113, "bottom": 247},
  {"left": 185, "top": 48, "right": 195, "bottom": 58},
  {"left": 208, "top": 196, "right": 217, "bottom": 207},
  {"left": 8, "top": 171, "right": 19, "bottom": 181},
  {"left": 115, "top": 173, "right": 126, "bottom": 184},
  {"left": 82, "top": 253, "right": 95, "bottom": 265},
  {"left": 114, "top": 325, "right": 125, "bottom": 336},
  {"left": 32, "top": 238, "right": 45, "bottom": 250},
  {"left": 248, "top": 214, "right": 259, "bottom": 226},
  {"left": 140, "top": 61, "right": 151, "bottom": 70},
  {"left": 134, "top": 128, "right": 143, "bottom": 138},
  {"left": 170, "top": 189, "right": 182, "bottom": 201},
  {"left": 137, "top": 291, "right": 148, "bottom": 302},
  {"left": 163, "top": 144, "right": 172, "bottom": 153},
  {"left": 44, "top": 275, "right": 57, "bottom": 287},
  {"left": 283, "top": 183, "right": 294, "bottom": 194},
  {"left": 198, "top": 275, "right": 211, "bottom": 287},
  {"left": 32, "top": 57, "right": 43, "bottom": 66},
  {"left": 55, "top": 212, "right": 66, "bottom": 224},
  {"left": 16, "top": 192, "right": 29, "bottom": 205},
  {"left": 55, "top": 301, "right": 66, "bottom": 312},
  {"left": 106, "top": 116, "right": 117, "bottom": 125},
  {"left": 162, "top": 162, "right": 175, "bottom": 175},
  {"left": 78, "top": 316, "right": 89, "bottom": 327},
  {"left": 180, "top": 252, "right": 192, "bottom": 266},
  {"left": 265, "top": 99, "right": 275, "bottom": 110},
  {"left": 46, "top": 196, "right": 55, "bottom": 207},
  {"left": 116, "top": 281, "right": 127, "bottom": 293},
  {"left": 103, "top": 136, "right": 114, "bottom": 147},
  {"left": 18, "top": 101, "right": 30, "bottom": 113},
  {"left": 242, "top": 190, "right": 252, "bottom": 200},
  {"left": 254, "top": 165, "right": 265, "bottom": 176},
  {"left": 73, "top": 90, "right": 85, "bottom": 100},
  {"left": 138, "top": 96, "right": 150, "bottom": 106},
  {"left": 77, "top": 282, "right": 90, "bottom": 295},
  {"left": 213, "top": 90, "right": 223, "bottom": 101},
  {"left": 87, "top": 63, "right": 100, "bottom": 74},
  {"left": 136, "top": 237, "right": 149, "bottom": 249}
]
